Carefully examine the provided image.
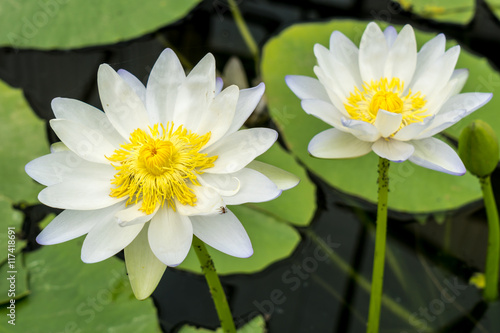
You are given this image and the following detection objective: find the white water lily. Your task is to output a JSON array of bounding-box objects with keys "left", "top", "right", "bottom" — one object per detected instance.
[
  {"left": 26, "top": 49, "right": 299, "bottom": 299},
  {"left": 286, "top": 22, "right": 492, "bottom": 175}
]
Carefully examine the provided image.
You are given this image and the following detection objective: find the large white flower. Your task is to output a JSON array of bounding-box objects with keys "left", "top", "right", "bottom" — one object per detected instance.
[
  {"left": 286, "top": 22, "right": 492, "bottom": 175},
  {"left": 26, "top": 49, "right": 299, "bottom": 299}
]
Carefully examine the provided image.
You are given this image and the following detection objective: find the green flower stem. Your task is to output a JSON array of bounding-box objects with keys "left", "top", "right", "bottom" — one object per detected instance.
[
  {"left": 227, "top": 0, "right": 260, "bottom": 68},
  {"left": 367, "top": 157, "right": 390, "bottom": 333},
  {"left": 480, "top": 175, "right": 500, "bottom": 301},
  {"left": 192, "top": 236, "right": 236, "bottom": 333}
]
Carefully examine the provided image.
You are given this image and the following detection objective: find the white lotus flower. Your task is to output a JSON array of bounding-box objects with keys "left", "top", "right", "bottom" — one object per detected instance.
[
  {"left": 286, "top": 22, "right": 492, "bottom": 175},
  {"left": 26, "top": 49, "right": 299, "bottom": 299}
]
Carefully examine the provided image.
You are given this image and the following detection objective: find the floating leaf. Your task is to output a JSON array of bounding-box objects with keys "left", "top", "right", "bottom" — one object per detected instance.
[
  {"left": 0, "top": 237, "right": 161, "bottom": 333},
  {"left": 261, "top": 20, "right": 491, "bottom": 213},
  {"left": 0, "top": 0, "right": 201, "bottom": 49},
  {"left": 395, "top": 0, "right": 474, "bottom": 24}
]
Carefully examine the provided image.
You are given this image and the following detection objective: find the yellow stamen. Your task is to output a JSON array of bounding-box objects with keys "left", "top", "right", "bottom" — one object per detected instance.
[
  {"left": 107, "top": 123, "right": 217, "bottom": 214},
  {"left": 344, "top": 77, "right": 428, "bottom": 131}
]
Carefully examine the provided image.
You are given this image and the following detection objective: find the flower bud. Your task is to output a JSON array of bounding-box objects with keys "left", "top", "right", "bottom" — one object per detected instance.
[{"left": 458, "top": 120, "right": 500, "bottom": 177}]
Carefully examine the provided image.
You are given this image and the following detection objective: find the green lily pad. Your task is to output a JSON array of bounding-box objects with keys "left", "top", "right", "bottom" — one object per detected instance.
[
  {"left": 0, "top": 237, "right": 161, "bottom": 333},
  {"left": 395, "top": 0, "right": 474, "bottom": 24},
  {"left": 0, "top": 0, "right": 201, "bottom": 49},
  {"left": 261, "top": 20, "right": 490, "bottom": 213},
  {"left": 178, "top": 315, "right": 266, "bottom": 332},
  {"left": 0, "top": 252, "right": 30, "bottom": 304},
  {"left": 486, "top": 0, "right": 500, "bottom": 20}
]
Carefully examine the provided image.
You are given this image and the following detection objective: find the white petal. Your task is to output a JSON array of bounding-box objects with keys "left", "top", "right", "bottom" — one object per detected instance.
[
  {"left": 371, "top": 138, "right": 415, "bottom": 162},
  {"left": 191, "top": 209, "right": 253, "bottom": 258},
  {"left": 81, "top": 206, "right": 144, "bottom": 263},
  {"left": 314, "top": 66, "right": 350, "bottom": 116},
  {"left": 146, "top": 48, "right": 186, "bottom": 124},
  {"left": 383, "top": 26, "right": 398, "bottom": 48},
  {"left": 417, "top": 92, "right": 492, "bottom": 139},
  {"left": 175, "top": 185, "right": 224, "bottom": 216},
  {"left": 148, "top": 208, "right": 193, "bottom": 266},
  {"left": 124, "top": 225, "right": 167, "bottom": 300},
  {"left": 51, "top": 98, "right": 124, "bottom": 147},
  {"left": 384, "top": 25, "right": 416, "bottom": 84},
  {"left": 98, "top": 64, "right": 150, "bottom": 139},
  {"left": 225, "top": 83, "right": 265, "bottom": 135},
  {"left": 198, "top": 173, "right": 241, "bottom": 196},
  {"left": 341, "top": 118, "right": 381, "bottom": 142},
  {"left": 36, "top": 204, "right": 122, "bottom": 245},
  {"left": 246, "top": 160, "right": 300, "bottom": 190},
  {"left": 197, "top": 85, "right": 239, "bottom": 147},
  {"left": 50, "top": 142, "right": 69, "bottom": 153},
  {"left": 25, "top": 150, "right": 115, "bottom": 186},
  {"left": 409, "top": 137, "right": 466, "bottom": 175},
  {"left": 414, "top": 33, "right": 445, "bottom": 78},
  {"left": 329, "top": 31, "right": 361, "bottom": 85},
  {"left": 374, "top": 110, "right": 403, "bottom": 138},
  {"left": 392, "top": 115, "right": 435, "bottom": 141},
  {"left": 215, "top": 77, "right": 224, "bottom": 95},
  {"left": 222, "top": 168, "right": 281, "bottom": 205},
  {"left": 38, "top": 179, "right": 125, "bottom": 210},
  {"left": 308, "top": 128, "right": 372, "bottom": 158},
  {"left": 359, "top": 22, "right": 388, "bottom": 82},
  {"left": 173, "top": 53, "right": 216, "bottom": 131},
  {"left": 301, "top": 99, "right": 343, "bottom": 128},
  {"left": 425, "top": 68, "right": 469, "bottom": 114},
  {"left": 115, "top": 203, "right": 157, "bottom": 227},
  {"left": 411, "top": 46, "right": 460, "bottom": 98},
  {"left": 117, "top": 69, "right": 146, "bottom": 104},
  {"left": 285, "top": 75, "right": 330, "bottom": 102},
  {"left": 202, "top": 128, "right": 278, "bottom": 174}
]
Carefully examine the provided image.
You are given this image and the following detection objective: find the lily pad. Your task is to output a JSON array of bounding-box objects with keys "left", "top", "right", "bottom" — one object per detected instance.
[
  {"left": 178, "top": 315, "right": 266, "bottom": 333},
  {"left": 0, "top": 252, "right": 30, "bottom": 304},
  {"left": 261, "top": 20, "right": 492, "bottom": 213},
  {"left": 0, "top": 0, "right": 201, "bottom": 49},
  {"left": 395, "top": 0, "right": 474, "bottom": 24},
  {"left": 0, "top": 237, "right": 162, "bottom": 333}
]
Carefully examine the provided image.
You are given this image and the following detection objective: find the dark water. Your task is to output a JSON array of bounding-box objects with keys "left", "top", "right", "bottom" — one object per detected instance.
[{"left": 3, "top": 0, "right": 500, "bottom": 332}]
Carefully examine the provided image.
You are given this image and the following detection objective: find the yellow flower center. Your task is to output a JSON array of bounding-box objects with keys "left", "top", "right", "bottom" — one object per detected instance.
[
  {"left": 344, "top": 78, "right": 428, "bottom": 130},
  {"left": 107, "top": 123, "right": 217, "bottom": 214}
]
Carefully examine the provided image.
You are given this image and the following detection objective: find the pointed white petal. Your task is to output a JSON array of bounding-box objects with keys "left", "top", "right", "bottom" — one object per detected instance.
[
  {"left": 38, "top": 179, "right": 125, "bottom": 210},
  {"left": 146, "top": 48, "right": 186, "bottom": 124},
  {"left": 191, "top": 209, "right": 253, "bottom": 258},
  {"left": 246, "top": 160, "right": 299, "bottom": 190},
  {"left": 50, "top": 142, "right": 69, "bottom": 153},
  {"left": 81, "top": 206, "right": 144, "bottom": 263},
  {"left": 197, "top": 85, "right": 239, "bottom": 147},
  {"left": 148, "top": 208, "right": 193, "bottom": 266},
  {"left": 175, "top": 185, "right": 224, "bottom": 216},
  {"left": 341, "top": 118, "right": 381, "bottom": 142},
  {"left": 425, "top": 68, "right": 469, "bottom": 114},
  {"left": 285, "top": 75, "right": 330, "bottom": 102},
  {"left": 359, "top": 22, "right": 388, "bottom": 82},
  {"left": 308, "top": 128, "right": 372, "bottom": 158},
  {"left": 222, "top": 168, "right": 281, "bottom": 205},
  {"left": 202, "top": 128, "right": 277, "bottom": 174},
  {"left": 409, "top": 137, "right": 466, "bottom": 175},
  {"left": 25, "top": 150, "right": 115, "bottom": 186},
  {"left": 384, "top": 25, "right": 417, "bottom": 84},
  {"left": 225, "top": 83, "right": 265, "bottom": 135},
  {"left": 98, "top": 64, "right": 150, "bottom": 139},
  {"left": 371, "top": 138, "right": 414, "bottom": 162},
  {"left": 383, "top": 26, "right": 398, "bottom": 48},
  {"left": 414, "top": 33, "right": 445, "bottom": 78},
  {"left": 392, "top": 115, "right": 435, "bottom": 141},
  {"left": 314, "top": 66, "right": 350, "bottom": 116},
  {"left": 215, "top": 77, "right": 224, "bottom": 95},
  {"left": 329, "top": 31, "right": 361, "bottom": 85},
  {"left": 374, "top": 109, "right": 403, "bottom": 138},
  {"left": 173, "top": 53, "right": 216, "bottom": 131},
  {"left": 124, "top": 225, "right": 167, "bottom": 300},
  {"left": 301, "top": 99, "right": 343, "bottom": 128},
  {"left": 36, "top": 204, "right": 123, "bottom": 245},
  {"left": 117, "top": 69, "right": 146, "bottom": 104},
  {"left": 198, "top": 173, "right": 241, "bottom": 196}
]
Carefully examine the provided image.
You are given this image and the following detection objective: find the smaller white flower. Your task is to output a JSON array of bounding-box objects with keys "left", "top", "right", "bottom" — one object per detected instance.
[
  {"left": 26, "top": 49, "right": 299, "bottom": 299},
  {"left": 286, "top": 22, "right": 492, "bottom": 175}
]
